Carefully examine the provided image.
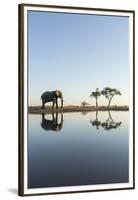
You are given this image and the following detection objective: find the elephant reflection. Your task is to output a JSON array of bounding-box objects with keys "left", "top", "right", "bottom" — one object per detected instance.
[
  {"left": 90, "top": 111, "right": 122, "bottom": 130},
  {"left": 41, "top": 112, "right": 63, "bottom": 132}
]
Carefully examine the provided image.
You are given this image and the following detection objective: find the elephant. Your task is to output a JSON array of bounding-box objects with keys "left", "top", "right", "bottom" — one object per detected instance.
[
  {"left": 41, "top": 90, "right": 63, "bottom": 109},
  {"left": 41, "top": 113, "right": 63, "bottom": 132}
]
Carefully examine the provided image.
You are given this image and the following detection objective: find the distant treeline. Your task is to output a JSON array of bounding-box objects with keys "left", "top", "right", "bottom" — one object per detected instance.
[{"left": 28, "top": 105, "right": 129, "bottom": 114}]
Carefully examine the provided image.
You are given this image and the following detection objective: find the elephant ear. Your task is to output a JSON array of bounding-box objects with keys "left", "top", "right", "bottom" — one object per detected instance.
[{"left": 55, "top": 90, "right": 60, "bottom": 97}]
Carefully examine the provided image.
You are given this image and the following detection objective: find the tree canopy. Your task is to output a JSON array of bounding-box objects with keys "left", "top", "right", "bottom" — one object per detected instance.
[
  {"left": 101, "top": 87, "right": 121, "bottom": 108},
  {"left": 90, "top": 88, "right": 101, "bottom": 107},
  {"left": 81, "top": 101, "right": 89, "bottom": 107}
]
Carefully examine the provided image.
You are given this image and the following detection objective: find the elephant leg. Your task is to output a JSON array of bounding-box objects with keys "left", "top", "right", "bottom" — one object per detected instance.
[
  {"left": 56, "top": 99, "right": 58, "bottom": 109},
  {"left": 52, "top": 113, "right": 54, "bottom": 120},
  {"left": 61, "top": 99, "right": 63, "bottom": 108},
  {"left": 42, "top": 113, "right": 45, "bottom": 120},
  {"left": 56, "top": 112, "right": 58, "bottom": 123},
  {"left": 42, "top": 102, "right": 45, "bottom": 109},
  {"left": 61, "top": 113, "right": 63, "bottom": 123},
  {"left": 52, "top": 101, "right": 54, "bottom": 109}
]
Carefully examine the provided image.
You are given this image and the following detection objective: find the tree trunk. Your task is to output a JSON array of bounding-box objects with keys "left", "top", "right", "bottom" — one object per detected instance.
[
  {"left": 96, "top": 98, "right": 98, "bottom": 108},
  {"left": 96, "top": 110, "right": 98, "bottom": 121},
  {"left": 108, "top": 111, "right": 114, "bottom": 123},
  {"left": 107, "top": 99, "right": 111, "bottom": 109}
]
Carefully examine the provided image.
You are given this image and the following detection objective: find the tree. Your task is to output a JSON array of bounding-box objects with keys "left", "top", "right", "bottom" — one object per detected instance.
[
  {"left": 90, "top": 88, "right": 101, "bottom": 108},
  {"left": 81, "top": 101, "right": 89, "bottom": 107},
  {"left": 101, "top": 111, "right": 122, "bottom": 130},
  {"left": 101, "top": 87, "right": 121, "bottom": 108},
  {"left": 90, "top": 110, "right": 101, "bottom": 130}
]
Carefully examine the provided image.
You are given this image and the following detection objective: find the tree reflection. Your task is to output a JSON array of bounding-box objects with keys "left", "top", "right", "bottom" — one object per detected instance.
[
  {"left": 41, "top": 112, "right": 63, "bottom": 132},
  {"left": 101, "top": 111, "right": 122, "bottom": 130},
  {"left": 90, "top": 111, "right": 101, "bottom": 130},
  {"left": 90, "top": 111, "right": 122, "bottom": 131},
  {"left": 81, "top": 111, "right": 88, "bottom": 116}
]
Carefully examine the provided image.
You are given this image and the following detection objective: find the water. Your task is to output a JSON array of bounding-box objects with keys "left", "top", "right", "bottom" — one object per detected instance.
[{"left": 28, "top": 111, "right": 129, "bottom": 189}]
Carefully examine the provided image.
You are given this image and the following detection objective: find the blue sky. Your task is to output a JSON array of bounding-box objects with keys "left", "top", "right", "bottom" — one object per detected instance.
[{"left": 28, "top": 11, "right": 129, "bottom": 106}]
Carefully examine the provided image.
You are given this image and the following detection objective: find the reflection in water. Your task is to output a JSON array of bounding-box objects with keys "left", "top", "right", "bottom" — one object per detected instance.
[
  {"left": 28, "top": 111, "right": 129, "bottom": 188},
  {"left": 81, "top": 111, "right": 88, "bottom": 116},
  {"left": 41, "top": 112, "right": 63, "bottom": 132},
  {"left": 90, "top": 111, "right": 101, "bottom": 130},
  {"left": 41, "top": 111, "right": 122, "bottom": 132},
  {"left": 101, "top": 111, "right": 122, "bottom": 130},
  {"left": 90, "top": 111, "right": 122, "bottom": 130}
]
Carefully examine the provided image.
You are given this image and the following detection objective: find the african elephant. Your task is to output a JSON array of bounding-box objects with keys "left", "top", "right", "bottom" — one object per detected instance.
[
  {"left": 41, "top": 113, "right": 63, "bottom": 132},
  {"left": 41, "top": 90, "right": 63, "bottom": 109}
]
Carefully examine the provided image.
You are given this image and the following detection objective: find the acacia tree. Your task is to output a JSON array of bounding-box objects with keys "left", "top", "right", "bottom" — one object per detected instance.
[
  {"left": 81, "top": 101, "right": 89, "bottom": 107},
  {"left": 101, "top": 87, "right": 121, "bottom": 108},
  {"left": 90, "top": 88, "right": 101, "bottom": 108}
]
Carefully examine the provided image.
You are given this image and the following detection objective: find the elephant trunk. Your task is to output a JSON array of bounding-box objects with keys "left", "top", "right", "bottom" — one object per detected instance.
[{"left": 61, "top": 98, "right": 63, "bottom": 108}]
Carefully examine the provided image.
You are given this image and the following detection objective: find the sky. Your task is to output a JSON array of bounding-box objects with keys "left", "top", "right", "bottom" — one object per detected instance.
[{"left": 28, "top": 10, "right": 130, "bottom": 106}]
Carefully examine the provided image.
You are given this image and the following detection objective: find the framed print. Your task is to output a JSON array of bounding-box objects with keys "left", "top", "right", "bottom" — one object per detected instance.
[{"left": 18, "top": 3, "right": 135, "bottom": 196}]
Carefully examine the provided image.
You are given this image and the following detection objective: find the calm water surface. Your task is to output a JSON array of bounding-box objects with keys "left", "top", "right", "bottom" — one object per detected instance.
[{"left": 28, "top": 111, "right": 129, "bottom": 188}]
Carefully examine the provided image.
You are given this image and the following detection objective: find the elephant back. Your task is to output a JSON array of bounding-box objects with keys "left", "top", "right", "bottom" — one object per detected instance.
[{"left": 41, "top": 91, "right": 55, "bottom": 102}]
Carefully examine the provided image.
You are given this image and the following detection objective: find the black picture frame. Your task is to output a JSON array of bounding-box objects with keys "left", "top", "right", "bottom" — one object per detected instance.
[{"left": 18, "top": 3, "right": 135, "bottom": 196}]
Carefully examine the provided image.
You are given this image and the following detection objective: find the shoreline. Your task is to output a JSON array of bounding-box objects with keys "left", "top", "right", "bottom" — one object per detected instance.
[{"left": 28, "top": 106, "right": 129, "bottom": 114}]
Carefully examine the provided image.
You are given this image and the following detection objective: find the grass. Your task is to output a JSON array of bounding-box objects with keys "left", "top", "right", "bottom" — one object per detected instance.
[{"left": 28, "top": 105, "right": 129, "bottom": 114}]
